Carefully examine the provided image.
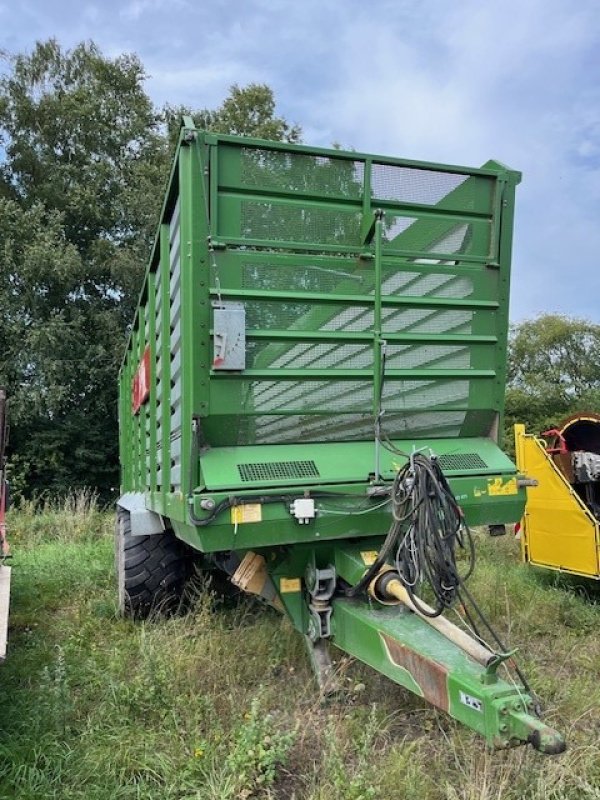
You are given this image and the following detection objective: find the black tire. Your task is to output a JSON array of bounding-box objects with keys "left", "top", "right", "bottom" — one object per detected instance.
[{"left": 115, "top": 507, "right": 192, "bottom": 619}]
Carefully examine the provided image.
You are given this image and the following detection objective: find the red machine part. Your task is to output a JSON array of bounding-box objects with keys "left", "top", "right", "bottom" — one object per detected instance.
[
  {"left": 540, "top": 428, "right": 568, "bottom": 455},
  {"left": 132, "top": 346, "right": 151, "bottom": 414},
  {"left": 541, "top": 413, "right": 600, "bottom": 484}
]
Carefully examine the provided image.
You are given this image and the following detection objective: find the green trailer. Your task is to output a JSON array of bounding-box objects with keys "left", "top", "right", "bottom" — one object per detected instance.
[{"left": 116, "top": 119, "right": 565, "bottom": 753}]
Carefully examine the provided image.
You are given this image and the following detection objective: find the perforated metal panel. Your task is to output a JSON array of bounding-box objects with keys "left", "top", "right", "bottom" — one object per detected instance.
[
  {"left": 209, "top": 139, "right": 505, "bottom": 446},
  {"left": 437, "top": 453, "right": 488, "bottom": 471},
  {"left": 240, "top": 200, "right": 362, "bottom": 246},
  {"left": 239, "top": 147, "right": 364, "bottom": 199},
  {"left": 370, "top": 162, "right": 493, "bottom": 212}
]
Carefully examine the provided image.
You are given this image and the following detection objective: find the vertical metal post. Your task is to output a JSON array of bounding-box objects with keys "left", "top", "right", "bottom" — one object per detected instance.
[
  {"left": 178, "top": 130, "right": 207, "bottom": 506},
  {"left": 373, "top": 210, "right": 385, "bottom": 481},
  {"left": 159, "top": 224, "right": 172, "bottom": 514},
  {"left": 117, "top": 360, "right": 129, "bottom": 492},
  {"left": 147, "top": 273, "right": 158, "bottom": 500},
  {"left": 493, "top": 170, "right": 519, "bottom": 450}
]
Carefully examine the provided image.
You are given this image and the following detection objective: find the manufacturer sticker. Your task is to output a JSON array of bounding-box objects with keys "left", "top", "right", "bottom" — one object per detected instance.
[
  {"left": 230, "top": 504, "right": 262, "bottom": 524},
  {"left": 487, "top": 477, "right": 518, "bottom": 496},
  {"left": 360, "top": 550, "right": 379, "bottom": 565},
  {"left": 459, "top": 691, "right": 483, "bottom": 712},
  {"left": 279, "top": 577, "right": 301, "bottom": 593}
]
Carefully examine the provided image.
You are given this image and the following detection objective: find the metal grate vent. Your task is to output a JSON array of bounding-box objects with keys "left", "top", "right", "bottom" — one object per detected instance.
[
  {"left": 437, "top": 453, "right": 487, "bottom": 471},
  {"left": 238, "top": 460, "right": 320, "bottom": 482}
]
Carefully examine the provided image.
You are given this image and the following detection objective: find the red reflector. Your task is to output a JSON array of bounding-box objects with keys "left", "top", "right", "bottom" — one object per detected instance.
[{"left": 132, "top": 346, "right": 151, "bottom": 414}]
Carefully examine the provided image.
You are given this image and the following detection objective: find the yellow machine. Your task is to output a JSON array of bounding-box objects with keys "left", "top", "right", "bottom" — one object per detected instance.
[{"left": 514, "top": 415, "right": 600, "bottom": 580}]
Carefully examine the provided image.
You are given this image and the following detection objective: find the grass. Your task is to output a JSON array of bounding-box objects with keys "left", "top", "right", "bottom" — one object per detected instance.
[{"left": 0, "top": 497, "right": 599, "bottom": 799}]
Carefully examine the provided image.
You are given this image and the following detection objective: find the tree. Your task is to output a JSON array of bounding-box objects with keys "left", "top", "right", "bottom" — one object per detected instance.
[
  {"left": 0, "top": 41, "right": 301, "bottom": 499},
  {"left": 0, "top": 40, "right": 165, "bottom": 499},
  {"left": 0, "top": 199, "right": 123, "bottom": 496},
  {"left": 504, "top": 314, "right": 600, "bottom": 447},
  {"left": 194, "top": 83, "right": 300, "bottom": 142},
  {"left": 162, "top": 82, "right": 301, "bottom": 153}
]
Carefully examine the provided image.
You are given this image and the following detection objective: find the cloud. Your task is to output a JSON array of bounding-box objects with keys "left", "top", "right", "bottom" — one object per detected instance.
[
  {"left": 1, "top": 0, "right": 599, "bottom": 320},
  {"left": 293, "top": 0, "right": 600, "bottom": 320},
  {"left": 119, "top": 0, "right": 189, "bottom": 22}
]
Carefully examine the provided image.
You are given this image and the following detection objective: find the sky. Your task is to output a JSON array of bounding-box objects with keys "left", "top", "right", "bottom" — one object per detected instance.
[{"left": 1, "top": 0, "right": 599, "bottom": 322}]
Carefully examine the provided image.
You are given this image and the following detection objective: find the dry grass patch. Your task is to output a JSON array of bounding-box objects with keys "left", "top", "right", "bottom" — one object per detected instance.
[{"left": 0, "top": 505, "right": 598, "bottom": 798}]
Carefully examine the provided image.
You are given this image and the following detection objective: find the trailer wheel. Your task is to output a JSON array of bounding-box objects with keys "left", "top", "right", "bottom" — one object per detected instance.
[{"left": 115, "top": 507, "right": 192, "bottom": 619}]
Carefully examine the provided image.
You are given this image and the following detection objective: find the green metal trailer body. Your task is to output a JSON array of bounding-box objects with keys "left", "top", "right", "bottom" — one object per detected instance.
[
  {"left": 120, "top": 123, "right": 523, "bottom": 537},
  {"left": 117, "top": 122, "right": 565, "bottom": 753}
]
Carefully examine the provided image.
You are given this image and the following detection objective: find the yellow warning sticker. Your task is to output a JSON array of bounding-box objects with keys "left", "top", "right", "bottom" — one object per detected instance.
[
  {"left": 360, "top": 550, "right": 379, "bottom": 565},
  {"left": 280, "top": 577, "right": 301, "bottom": 593},
  {"left": 230, "top": 504, "right": 262, "bottom": 524},
  {"left": 487, "top": 477, "right": 518, "bottom": 496}
]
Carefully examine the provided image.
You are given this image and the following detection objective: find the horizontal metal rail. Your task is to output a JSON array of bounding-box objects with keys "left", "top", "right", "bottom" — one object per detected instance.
[
  {"left": 210, "top": 238, "right": 492, "bottom": 263},
  {"left": 217, "top": 187, "right": 493, "bottom": 222},
  {"left": 208, "top": 132, "right": 508, "bottom": 177},
  {"left": 210, "top": 287, "right": 499, "bottom": 309},
  {"left": 209, "top": 368, "right": 496, "bottom": 380},
  {"left": 240, "top": 330, "right": 498, "bottom": 344}
]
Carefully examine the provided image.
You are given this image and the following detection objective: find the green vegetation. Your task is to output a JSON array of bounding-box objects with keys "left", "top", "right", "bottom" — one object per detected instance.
[
  {"left": 0, "top": 499, "right": 598, "bottom": 799},
  {"left": 0, "top": 39, "right": 299, "bottom": 501},
  {"left": 1, "top": 40, "right": 599, "bottom": 500},
  {"left": 504, "top": 314, "right": 600, "bottom": 450}
]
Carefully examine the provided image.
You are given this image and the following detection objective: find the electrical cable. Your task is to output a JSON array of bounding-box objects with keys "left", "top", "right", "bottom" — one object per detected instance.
[
  {"left": 345, "top": 436, "right": 539, "bottom": 709},
  {"left": 394, "top": 452, "right": 473, "bottom": 615},
  {"left": 346, "top": 450, "right": 471, "bottom": 606}
]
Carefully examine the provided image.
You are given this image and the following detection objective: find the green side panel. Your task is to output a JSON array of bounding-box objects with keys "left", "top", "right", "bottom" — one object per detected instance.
[
  {"left": 199, "top": 437, "right": 517, "bottom": 490},
  {"left": 202, "top": 136, "right": 517, "bottom": 448}
]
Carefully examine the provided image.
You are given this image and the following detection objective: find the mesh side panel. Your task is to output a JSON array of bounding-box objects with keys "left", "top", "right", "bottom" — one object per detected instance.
[
  {"left": 248, "top": 379, "right": 372, "bottom": 413},
  {"left": 370, "top": 163, "right": 491, "bottom": 211},
  {"left": 246, "top": 341, "right": 373, "bottom": 370},
  {"left": 437, "top": 453, "right": 487, "bottom": 471},
  {"left": 169, "top": 198, "right": 182, "bottom": 490},
  {"left": 246, "top": 341, "right": 470, "bottom": 371},
  {"left": 383, "top": 216, "right": 473, "bottom": 255},
  {"left": 240, "top": 147, "right": 364, "bottom": 198},
  {"left": 384, "top": 216, "right": 418, "bottom": 239},
  {"left": 242, "top": 410, "right": 465, "bottom": 444},
  {"left": 227, "top": 376, "right": 469, "bottom": 416},
  {"left": 253, "top": 413, "right": 374, "bottom": 444},
  {"left": 238, "top": 460, "right": 320, "bottom": 482},
  {"left": 380, "top": 271, "right": 474, "bottom": 298},
  {"left": 381, "top": 379, "right": 469, "bottom": 411},
  {"left": 214, "top": 260, "right": 474, "bottom": 302},
  {"left": 381, "top": 410, "right": 466, "bottom": 438},
  {"left": 244, "top": 301, "right": 374, "bottom": 332},
  {"left": 382, "top": 308, "right": 474, "bottom": 335},
  {"left": 241, "top": 201, "right": 361, "bottom": 245},
  {"left": 432, "top": 224, "right": 472, "bottom": 254},
  {"left": 385, "top": 344, "right": 470, "bottom": 370},
  {"left": 239, "top": 260, "right": 369, "bottom": 295}
]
